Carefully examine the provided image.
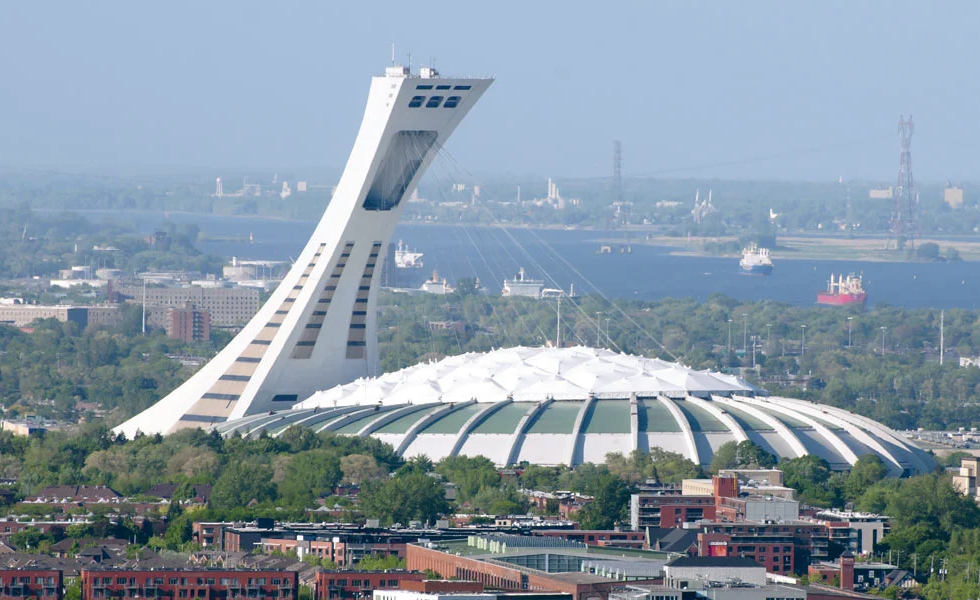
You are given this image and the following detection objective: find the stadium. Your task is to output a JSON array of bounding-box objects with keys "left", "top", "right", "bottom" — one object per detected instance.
[{"left": 214, "top": 346, "right": 934, "bottom": 475}]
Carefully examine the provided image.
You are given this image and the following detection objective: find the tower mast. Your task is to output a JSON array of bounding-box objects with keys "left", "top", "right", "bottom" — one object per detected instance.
[{"left": 888, "top": 115, "right": 917, "bottom": 249}]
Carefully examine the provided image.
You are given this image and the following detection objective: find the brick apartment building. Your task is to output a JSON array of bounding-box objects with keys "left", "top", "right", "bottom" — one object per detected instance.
[
  {"left": 314, "top": 570, "right": 423, "bottom": 600},
  {"left": 80, "top": 568, "right": 298, "bottom": 600},
  {"left": 0, "top": 569, "right": 63, "bottom": 600}
]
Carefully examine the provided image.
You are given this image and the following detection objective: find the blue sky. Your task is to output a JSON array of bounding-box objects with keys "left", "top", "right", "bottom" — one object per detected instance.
[{"left": 1, "top": 1, "right": 977, "bottom": 181}]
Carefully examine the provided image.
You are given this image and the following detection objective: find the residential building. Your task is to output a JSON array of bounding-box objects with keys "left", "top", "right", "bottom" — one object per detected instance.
[
  {"left": 0, "top": 568, "right": 63, "bottom": 600},
  {"left": 167, "top": 305, "right": 211, "bottom": 342},
  {"left": 80, "top": 568, "right": 298, "bottom": 600},
  {"left": 113, "top": 286, "right": 260, "bottom": 328},
  {"left": 314, "top": 570, "right": 423, "bottom": 600},
  {"left": 952, "top": 456, "right": 980, "bottom": 503}
]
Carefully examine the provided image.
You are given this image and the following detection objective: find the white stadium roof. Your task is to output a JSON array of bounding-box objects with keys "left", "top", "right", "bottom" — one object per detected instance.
[{"left": 215, "top": 346, "right": 934, "bottom": 476}]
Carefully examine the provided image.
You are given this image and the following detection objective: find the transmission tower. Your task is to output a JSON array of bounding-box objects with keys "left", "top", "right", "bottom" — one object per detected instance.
[
  {"left": 888, "top": 115, "right": 917, "bottom": 249},
  {"left": 613, "top": 140, "right": 627, "bottom": 224}
]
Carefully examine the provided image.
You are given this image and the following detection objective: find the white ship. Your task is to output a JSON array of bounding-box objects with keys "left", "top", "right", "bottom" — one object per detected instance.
[
  {"left": 739, "top": 243, "right": 774, "bottom": 275},
  {"left": 394, "top": 240, "right": 424, "bottom": 269},
  {"left": 420, "top": 270, "right": 454, "bottom": 295},
  {"left": 502, "top": 267, "right": 544, "bottom": 298}
]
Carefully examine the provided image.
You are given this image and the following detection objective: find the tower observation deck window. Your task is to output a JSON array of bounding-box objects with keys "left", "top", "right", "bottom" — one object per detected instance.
[
  {"left": 425, "top": 96, "right": 444, "bottom": 108},
  {"left": 362, "top": 130, "right": 438, "bottom": 211},
  {"left": 409, "top": 96, "right": 425, "bottom": 108},
  {"left": 444, "top": 96, "right": 461, "bottom": 108}
]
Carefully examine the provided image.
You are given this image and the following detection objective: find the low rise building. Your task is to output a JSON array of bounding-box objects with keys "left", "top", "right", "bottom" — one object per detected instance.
[
  {"left": 0, "top": 568, "right": 63, "bottom": 600},
  {"left": 315, "top": 570, "right": 424, "bottom": 600},
  {"left": 80, "top": 568, "right": 298, "bottom": 600},
  {"left": 113, "top": 286, "right": 259, "bottom": 328},
  {"left": 662, "top": 556, "right": 766, "bottom": 588}
]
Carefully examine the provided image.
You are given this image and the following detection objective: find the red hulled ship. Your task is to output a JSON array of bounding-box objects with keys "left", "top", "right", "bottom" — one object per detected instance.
[{"left": 817, "top": 273, "right": 867, "bottom": 306}]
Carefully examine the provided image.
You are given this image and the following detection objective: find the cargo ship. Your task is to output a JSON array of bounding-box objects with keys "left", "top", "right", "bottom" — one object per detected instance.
[
  {"left": 502, "top": 267, "right": 544, "bottom": 298},
  {"left": 739, "top": 244, "right": 774, "bottom": 275},
  {"left": 817, "top": 273, "right": 867, "bottom": 306},
  {"left": 394, "top": 240, "right": 424, "bottom": 269}
]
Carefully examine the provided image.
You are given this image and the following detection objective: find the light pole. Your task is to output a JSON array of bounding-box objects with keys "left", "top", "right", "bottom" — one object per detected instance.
[
  {"left": 742, "top": 313, "right": 748, "bottom": 353},
  {"left": 880, "top": 326, "right": 887, "bottom": 356},
  {"left": 800, "top": 324, "right": 807, "bottom": 357},
  {"left": 766, "top": 323, "right": 772, "bottom": 353},
  {"left": 605, "top": 318, "right": 611, "bottom": 347},
  {"left": 595, "top": 312, "right": 603, "bottom": 346},
  {"left": 727, "top": 318, "right": 733, "bottom": 354},
  {"left": 846, "top": 316, "right": 853, "bottom": 348}
]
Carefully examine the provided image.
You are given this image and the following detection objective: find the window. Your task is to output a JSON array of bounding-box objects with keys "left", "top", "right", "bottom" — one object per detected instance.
[
  {"left": 170, "top": 580, "right": 178, "bottom": 585},
  {"left": 436, "top": 84, "right": 451, "bottom": 90},
  {"left": 425, "top": 96, "right": 444, "bottom": 108},
  {"left": 408, "top": 96, "right": 425, "bottom": 108},
  {"left": 416, "top": 84, "right": 433, "bottom": 90},
  {"left": 444, "top": 96, "right": 461, "bottom": 108},
  {"left": 454, "top": 85, "right": 471, "bottom": 90}
]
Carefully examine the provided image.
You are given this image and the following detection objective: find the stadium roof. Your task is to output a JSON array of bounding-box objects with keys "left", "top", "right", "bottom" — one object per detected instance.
[{"left": 214, "top": 346, "right": 934, "bottom": 475}]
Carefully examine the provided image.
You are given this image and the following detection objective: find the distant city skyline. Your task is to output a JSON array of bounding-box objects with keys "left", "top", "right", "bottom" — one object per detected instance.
[{"left": 1, "top": 1, "right": 978, "bottom": 182}]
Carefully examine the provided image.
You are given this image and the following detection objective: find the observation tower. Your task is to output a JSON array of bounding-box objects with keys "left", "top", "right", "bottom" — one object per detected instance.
[{"left": 115, "top": 65, "right": 493, "bottom": 436}]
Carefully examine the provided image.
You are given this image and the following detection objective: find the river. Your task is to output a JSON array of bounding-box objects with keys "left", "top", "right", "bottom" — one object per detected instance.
[{"left": 87, "top": 210, "right": 978, "bottom": 309}]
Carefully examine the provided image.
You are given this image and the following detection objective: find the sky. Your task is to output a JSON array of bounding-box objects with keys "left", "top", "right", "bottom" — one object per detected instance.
[{"left": 1, "top": 1, "right": 978, "bottom": 182}]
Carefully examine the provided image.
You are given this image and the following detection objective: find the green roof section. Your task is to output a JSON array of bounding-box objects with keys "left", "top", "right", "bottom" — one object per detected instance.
[
  {"left": 675, "top": 400, "right": 728, "bottom": 432},
  {"left": 581, "top": 399, "right": 631, "bottom": 434},
  {"left": 638, "top": 399, "right": 682, "bottom": 433},
  {"left": 471, "top": 402, "right": 530, "bottom": 435},
  {"left": 718, "top": 404, "right": 774, "bottom": 431},
  {"left": 373, "top": 404, "right": 443, "bottom": 434},
  {"left": 527, "top": 401, "right": 583, "bottom": 434},
  {"left": 754, "top": 405, "right": 812, "bottom": 429},
  {"left": 419, "top": 403, "right": 484, "bottom": 434},
  {"left": 333, "top": 408, "right": 389, "bottom": 434}
]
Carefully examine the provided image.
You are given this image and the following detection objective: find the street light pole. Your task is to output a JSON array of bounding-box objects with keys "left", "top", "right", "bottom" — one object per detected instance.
[
  {"left": 880, "top": 326, "right": 887, "bottom": 356},
  {"left": 801, "top": 324, "right": 807, "bottom": 357},
  {"left": 727, "top": 318, "right": 733, "bottom": 355},
  {"left": 742, "top": 313, "right": 748, "bottom": 352},
  {"left": 605, "top": 318, "right": 611, "bottom": 347},
  {"left": 847, "top": 316, "right": 853, "bottom": 348},
  {"left": 595, "top": 312, "right": 603, "bottom": 346},
  {"left": 766, "top": 323, "right": 772, "bottom": 353}
]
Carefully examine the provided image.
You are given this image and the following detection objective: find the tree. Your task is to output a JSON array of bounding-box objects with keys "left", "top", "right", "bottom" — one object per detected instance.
[
  {"left": 436, "top": 455, "right": 500, "bottom": 501},
  {"left": 340, "top": 454, "right": 388, "bottom": 486},
  {"left": 278, "top": 450, "right": 342, "bottom": 506},
  {"left": 916, "top": 242, "right": 941, "bottom": 261},
  {"left": 780, "top": 455, "right": 841, "bottom": 507},
  {"left": 844, "top": 454, "right": 889, "bottom": 500},
  {"left": 359, "top": 471, "right": 449, "bottom": 526},
  {"left": 210, "top": 461, "right": 276, "bottom": 509},
  {"left": 577, "top": 473, "right": 631, "bottom": 529}
]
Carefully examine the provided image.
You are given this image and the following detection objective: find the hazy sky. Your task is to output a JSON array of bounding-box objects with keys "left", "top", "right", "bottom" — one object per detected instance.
[{"left": 1, "top": 1, "right": 978, "bottom": 181}]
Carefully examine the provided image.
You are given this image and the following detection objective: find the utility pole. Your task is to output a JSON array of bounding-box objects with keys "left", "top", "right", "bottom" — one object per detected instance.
[
  {"left": 940, "top": 310, "right": 945, "bottom": 365},
  {"left": 880, "top": 326, "right": 887, "bottom": 356},
  {"left": 766, "top": 323, "right": 772, "bottom": 354},
  {"left": 801, "top": 324, "right": 807, "bottom": 357},
  {"left": 141, "top": 277, "right": 146, "bottom": 335},
  {"left": 727, "top": 318, "right": 733, "bottom": 355},
  {"left": 742, "top": 313, "right": 748, "bottom": 352},
  {"left": 556, "top": 296, "right": 561, "bottom": 348},
  {"left": 847, "top": 316, "right": 853, "bottom": 348}
]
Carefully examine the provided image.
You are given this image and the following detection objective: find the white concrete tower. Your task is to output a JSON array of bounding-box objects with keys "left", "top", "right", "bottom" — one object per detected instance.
[{"left": 115, "top": 65, "right": 492, "bottom": 436}]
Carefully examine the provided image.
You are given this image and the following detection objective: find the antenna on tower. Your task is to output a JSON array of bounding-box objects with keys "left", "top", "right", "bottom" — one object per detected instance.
[{"left": 390, "top": 43, "right": 395, "bottom": 65}]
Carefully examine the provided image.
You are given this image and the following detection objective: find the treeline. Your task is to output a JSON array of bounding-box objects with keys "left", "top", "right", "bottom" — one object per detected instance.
[
  {"left": 0, "top": 318, "right": 228, "bottom": 421},
  {"left": 377, "top": 291, "right": 980, "bottom": 430}
]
